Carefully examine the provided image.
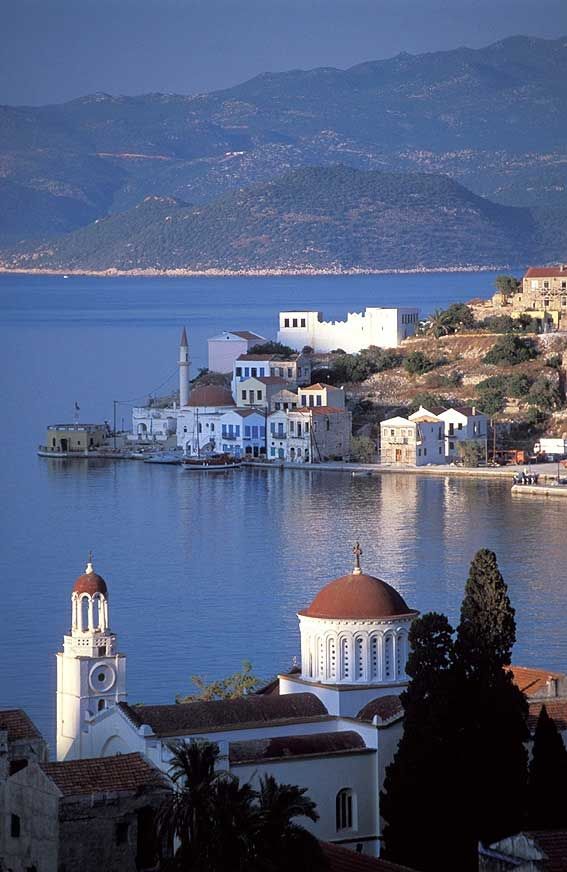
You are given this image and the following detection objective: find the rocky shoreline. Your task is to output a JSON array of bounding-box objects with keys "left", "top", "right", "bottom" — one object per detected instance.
[{"left": 0, "top": 264, "right": 511, "bottom": 279}]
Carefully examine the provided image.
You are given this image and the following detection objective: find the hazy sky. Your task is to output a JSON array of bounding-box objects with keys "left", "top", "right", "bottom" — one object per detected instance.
[{"left": 1, "top": 0, "right": 566, "bottom": 105}]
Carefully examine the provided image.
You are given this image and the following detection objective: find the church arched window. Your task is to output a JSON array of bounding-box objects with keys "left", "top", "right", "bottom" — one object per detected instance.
[
  {"left": 318, "top": 637, "right": 324, "bottom": 678},
  {"left": 370, "top": 635, "right": 379, "bottom": 680},
  {"left": 384, "top": 634, "right": 393, "bottom": 679},
  {"left": 340, "top": 637, "right": 350, "bottom": 680},
  {"left": 336, "top": 788, "right": 355, "bottom": 831},
  {"left": 396, "top": 632, "right": 406, "bottom": 678},
  {"left": 355, "top": 636, "right": 364, "bottom": 680},
  {"left": 327, "top": 637, "right": 337, "bottom": 680},
  {"left": 92, "top": 595, "right": 100, "bottom": 630}
]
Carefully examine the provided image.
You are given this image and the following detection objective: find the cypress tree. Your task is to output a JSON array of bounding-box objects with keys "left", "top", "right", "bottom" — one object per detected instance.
[
  {"left": 527, "top": 705, "right": 567, "bottom": 829},
  {"left": 455, "top": 549, "right": 528, "bottom": 847},
  {"left": 381, "top": 613, "right": 477, "bottom": 872}
]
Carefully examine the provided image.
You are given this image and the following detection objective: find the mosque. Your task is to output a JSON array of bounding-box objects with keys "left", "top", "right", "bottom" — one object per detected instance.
[{"left": 56, "top": 545, "right": 419, "bottom": 857}]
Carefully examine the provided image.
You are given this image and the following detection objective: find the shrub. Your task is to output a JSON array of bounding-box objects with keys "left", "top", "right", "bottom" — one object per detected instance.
[
  {"left": 427, "top": 304, "right": 475, "bottom": 337},
  {"left": 410, "top": 393, "right": 444, "bottom": 413},
  {"left": 475, "top": 387, "right": 506, "bottom": 416},
  {"left": 528, "top": 377, "right": 562, "bottom": 411},
  {"left": 546, "top": 354, "right": 563, "bottom": 370},
  {"left": 326, "top": 347, "right": 401, "bottom": 384},
  {"left": 249, "top": 340, "right": 296, "bottom": 356},
  {"left": 351, "top": 436, "right": 377, "bottom": 463},
  {"left": 458, "top": 441, "right": 485, "bottom": 467},
  {"left": 404, "top": 351, "right": 436, "bottom": 376},
  {"left": 495, "top": 274, "right": 521, "bottom": 296},
  {"left": 479, "top": 315, "right": 515, "bottom": 333},
  {"left": 484, "top": 334, "right": 539, "bottom": 366}
]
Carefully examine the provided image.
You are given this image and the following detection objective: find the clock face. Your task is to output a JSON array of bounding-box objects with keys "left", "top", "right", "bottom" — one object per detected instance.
[{"left": 89, "top": 663, "right": 116, "bottom": 693}]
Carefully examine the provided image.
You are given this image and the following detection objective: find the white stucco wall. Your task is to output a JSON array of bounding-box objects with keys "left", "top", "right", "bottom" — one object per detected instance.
[{"left": 278, "top": 308, "right": 419, "bottom": 353}]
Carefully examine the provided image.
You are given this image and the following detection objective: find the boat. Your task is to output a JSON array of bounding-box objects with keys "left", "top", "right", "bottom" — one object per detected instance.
[
  {"left": 182, "top": 453, "right": 241, "bottom": 472},
  {"left": 143, "top": 451, "right": 183, "bottom": 465}
]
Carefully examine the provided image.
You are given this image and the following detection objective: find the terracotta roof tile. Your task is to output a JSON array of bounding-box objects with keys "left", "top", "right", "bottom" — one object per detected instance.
[
  {"left": 525, "top": 266, "right": 567, "bottom": 278},
  {"left": 528, "top": 700, "right": 567, "bottom": 733},
  {"left": 0, "top": 709, "right": 42, "bottom": 742},
  {"left": 188, "top": 385, "right": 235, "bottom": 407},
  {"left": 357, "top": 696, "right": 404, "bottom": 724},
  {"left": 237, "top": 354, "right": 276, "bottom": 361},
  {"left": 118, "top": 693, "right": 328, "bottom": 737},
  {"left": 322, "top": 842, "right": 417, "bottom": 871},
  {"left": 510, "top": 665, "right": 564, "bottom": 697},
  {"left": 230, "top": 730, "right": 367, "bottom": 765},
  {"left": 41, "top": 753, "right": 169, "bottom": 796},
  {"left": 257, "top": 376, "right": 288, "bottom": 385}
]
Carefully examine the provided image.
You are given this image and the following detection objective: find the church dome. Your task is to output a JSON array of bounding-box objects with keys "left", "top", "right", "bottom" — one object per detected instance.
[
  {"left": 300, "top": 572, "right": 415, "bottom": 621},
  {"left": 73, "top": 560, "right": 107, "bottom": 596},
  {"left": 188, "top": 385, "right": 235, "bottom": 407}
]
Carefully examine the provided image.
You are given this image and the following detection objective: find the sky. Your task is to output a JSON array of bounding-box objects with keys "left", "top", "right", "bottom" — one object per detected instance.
[{"left": 1, "top": 0, "right": 566, "bottom": 105}]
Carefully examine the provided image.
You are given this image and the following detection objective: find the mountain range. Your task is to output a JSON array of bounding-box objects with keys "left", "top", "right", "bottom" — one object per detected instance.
[
  {"left": 3, "top": 167, "right": 565, "bottom": 274},
  {"left": 1, "top": 35, "right": 566, "bottom": 271}
]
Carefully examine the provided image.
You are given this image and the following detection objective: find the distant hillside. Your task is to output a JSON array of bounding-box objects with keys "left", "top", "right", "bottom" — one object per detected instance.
[
  {"left": 3, "top": 167, "right": 565, "bottom": 274},
  {"left": 1, "top": 35, "right": 567, "bottom": 246}
]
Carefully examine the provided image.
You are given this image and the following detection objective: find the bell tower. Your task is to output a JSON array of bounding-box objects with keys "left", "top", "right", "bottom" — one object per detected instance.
[{"left": 56, "top": 556, "right": 126, "bottom": 761}]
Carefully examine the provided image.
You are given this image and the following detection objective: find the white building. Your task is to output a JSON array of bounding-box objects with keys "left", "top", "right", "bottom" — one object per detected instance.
[
  {"left": 233, "top": 353, "right": 311, "bottom": 397},
  {"left": 176, "top": 384, "right": 236, "bottom": 456},
  {"left": 435, "top": 405, "right": 488, "bottom": 461},
  {"left": 298, "top": 383, "right": 345, "bottom": 409},
  {"left": 235, "top": 375, "right": 287, "bottom": 410},
  {"left": 57, "top": 547, "right": 419, "bottom": 856},
  {"left": 380, "top": 407, "right": 446, "bottom": 467},
  {"left": 208, "top": 330, "right": 266, "bottom": 374},
  {"left": 219, "top": 408, "right": 267, "bottom": 458},
  {"left": 277, "top": 308, "right": 419, "bottom": 353}
]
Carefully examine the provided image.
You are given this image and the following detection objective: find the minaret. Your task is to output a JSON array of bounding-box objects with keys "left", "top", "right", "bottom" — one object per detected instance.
[
  {"left": 179, "top": 327, "right": 190, "bottom": 407},
  {"left": 56, "top": 556, "right": 126, "bottom": 761}
]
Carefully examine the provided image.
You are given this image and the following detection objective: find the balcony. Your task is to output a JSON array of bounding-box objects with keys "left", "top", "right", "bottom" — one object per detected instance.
[
  {"left": 270, "top": 431, "right": 287, "bottom": 439},
  {"left": 383, "top": 436, "right": 412, "bottom": 445},
  {"left": 221, "top": 433, "right": 238, "bottom": 441}
]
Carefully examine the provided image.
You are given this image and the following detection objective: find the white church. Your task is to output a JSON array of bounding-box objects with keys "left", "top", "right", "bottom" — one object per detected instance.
[{"left": 56, "top": 546, "right": 418, "bottom": 857}]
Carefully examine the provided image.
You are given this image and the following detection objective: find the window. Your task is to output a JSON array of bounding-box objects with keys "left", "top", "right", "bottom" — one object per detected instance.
[
  {"left": 458, "top": 422, "right": 463, "bottom": 431},
  {"left": 449, "top": 441, "right": 455, "bottom": 450},
  {"left": 309, "top": 395, "right": 314, "bottom": 407},
  {"left": 439, "top": 446, "right": 442, "bottom": 454},
  {"left": 11, "top": 814, "right": 21, "bottom": 838},
  {"left": 301, "top": 395, "right": 307, "bottom": 406},
  {"left": 275, "top": 402, "right": 281, "bottom": 410},
  {"left": 293, "top": 318, "right": 298, "bottom": 327},
  {"left": 211, "top": 424, "right": 215, "bottom": 432},
  {"left": 270, "top": 447, "right": 276, "bottom": 456},
  {"left": 235, "top": 425, "right": 240, "bottom": 437},
  {"left": 259, "top": 367, "right": 265, "bottom": 376},
  {"left": 544, "top": 300, "right": 550, "bottom": 309},
  {"left": 251, "top": 426, "right": 258, "bottom": 438},
  {"left": 290, "top": 421, "right": 295, "bottom": 433},
  {"left": 257, "top": 391, "right": 262, "bottom": 401},
  {"left": 198, "top": 423, "right": 202, "bottom": 433},
  {"left": 244, "top": 367, "right": 250, "bottom": 377},
  {"left": 287, "top": 367, "right": 292, "bottom": 377},
  {"left": 245, "top": 426, "right": 251, "bottom": 438},
  {"left": 336, "top": 789, "right": 354, "bottom": 831},
  {"left": 355, "top": 637, "right": 364, "bottom": 679},
  {"left": 384, "top": 635, "right": 392, "bottom": 679},
  {"left": 305, "top": 423, "right": 309, "bottom": 433},
  {"left": 301, "top": 318, "right": 306, "bottom": 327},
  {"left": 448, "top": 423, "right": 454, "bottom": 436},
  {"left": 326, "top": 418, "right": 330, "bottom": 431},
  {"left": 260, "top": 426, "right": 265, "bottom": 438},
  {"left": 341, "top": 637, "right": 350, "bottom": 679},
  {"left": 370, "top": 636, "right": 379, "bottom": 679},
  {"left": 316, "top": 395, "right": 322, "bottom": 406},
  {"left": 270, "top": 423, "right": 276, "bottom": 435},
  {"left": 98, "top": 699, "right": 106, "bottom": 712},
  {"left": 284, "top": 318, "right": 290, "bottom": 328},
  {"left": 251, "top": 367, "right": 257, "bottom": 377},
  {"left": 236, "top": 367, "right": 242, "bottom": 377},
  {"left": 297, "top": 423, "right": 302, "bottom": 436},
  {"left": 241, "top": 390, "right": 247, "bottom": 401}
]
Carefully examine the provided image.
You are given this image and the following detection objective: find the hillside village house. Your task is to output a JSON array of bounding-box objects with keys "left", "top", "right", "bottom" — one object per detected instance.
[
  {"left": 235, "top": 375, "right": 288, "bottom": 409},
  {"left": 270, "top": 388, "right": 299, "bottom": 411},
  {"left": 219, "top": 408, "right": 267, "bottom": 457},
  {"left": 207, "top": 330, "right": 266, "bottom": 373},
  {"left": 43, "top": 423, "right": 109, "bottom": 454},
  {"left": 434, "top": 405, "right": 488, "bottom": 461},
  {"left": 380, "top": 408, "right": 445, "bottom": 467},
  {"left": 232, "top": 352, "right": 311, "bottom": 396},
  {"left": 512, "top": 264, "right": 567, "bottom": 330},
  {"left": 298, "top": 383, "right": 346, "bottom": 409},
  {"left": 277, "top": 307, "right": 419, "bottom": 353},
  {"left": 286, "top": 405, "right": 352, "bottom": 463}
]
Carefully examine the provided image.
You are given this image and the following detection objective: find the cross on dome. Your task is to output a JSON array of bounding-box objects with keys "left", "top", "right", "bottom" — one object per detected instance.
[
  {"left": 352, "top": 541, "right": 362, "bottom": 575},
  {"left": 85, "top": 550, "right": 94, "bottom": 575}
]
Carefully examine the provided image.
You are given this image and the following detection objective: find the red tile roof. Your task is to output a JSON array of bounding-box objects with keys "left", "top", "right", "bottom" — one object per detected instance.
[
  {"left": 0, "top": 709, "right": 42, "bottom": 742},
  {"left": 528, "top": 700, "right": 567, "bottom": 733},
  {"left": 230, "top": 730, "right": 367, "bottom": 765},
  {"left": 292, "top": 406, "right": 347, "bottom": 415},
  {"left": 237, "top": 354, "right": 276, "bottom": 361},
  {"left": 188, "top": 385, "right": 235, "bottom": 407},
  {"left": 322, "top": 842, "right": 417, "bottom": 871},
  {"left": 257, "top": 376, "right": 288, "bottom": 385},
  {"left": 357, "top": 696, "right": 404, "bottom": 724},
  {"left": 525, "top": 266, "right": 567, "bottom": 278},
  {"left": 510, "top": 665, "right": 564, "bottom": 697},
  {"left": 118, "top": 693, "right": 329, "bottom": 737},
  {"left": 302, "top": 383, "right": 333, "bottom": 390},
  {"left": 41, "top": 753, "right": 169, "bottom": 796}
]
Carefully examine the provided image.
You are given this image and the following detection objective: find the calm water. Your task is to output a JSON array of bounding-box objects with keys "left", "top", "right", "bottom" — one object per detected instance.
[{"left": 1, "top": 270, "right": 565, "bottom": 750}]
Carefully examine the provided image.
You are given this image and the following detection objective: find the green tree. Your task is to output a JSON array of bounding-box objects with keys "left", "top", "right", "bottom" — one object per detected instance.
[
  {"left": 177, "top": 661, "right": 262, "bottom": 703},
  {"left": 381, "top": 614, "right": 475, "bottom": 871},
  {"left": 484, "top": 334, "right": 538, "bottom": 365},
  {"left": 455, "top": 550, "right": 528, "bottom": 846},
  {"left": 250, "top": 341, "right": 296, "bottom": 356},
  {"left": 528, "top": 376, "right": 562, "bottom": 411},
  {"left": 527, "top": 705, "right": 567, "bottom": 829},
  {"left": 458, "top": 441, "right": 485, "bottom": 467},
  {"left": 495, "top": 275, "right": 520, "bottom": 296},
  {"left": 158, "top": 741, "right": 326, "bottom": 872},
  {"left": 254, "top": 774, "right": 326, "bottom": 872},
  {"left": 476, "top": 386, "right": 506, "bottom": 415},
  {"left": 404, "top": 351, "right": 436, "bottom": 375},
  {"left": 350, "top": 435, "right": 377, "bottom": 463}
]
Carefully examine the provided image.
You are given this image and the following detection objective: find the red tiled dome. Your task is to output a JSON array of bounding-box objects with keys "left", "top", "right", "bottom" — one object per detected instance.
[
  {"left": 73, "top": 572, "right": 107, "bottom": 596},
  {"left": 187, "top": 385, "right": 235, "bottom": 407},
  {"left": 299, "top": 573, "right": 416, "bottom": 620}
]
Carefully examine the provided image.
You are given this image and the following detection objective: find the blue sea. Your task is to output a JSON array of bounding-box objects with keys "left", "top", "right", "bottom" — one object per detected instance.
[{"left": 2, "top": 270, "right": 565, "bottom": 749}]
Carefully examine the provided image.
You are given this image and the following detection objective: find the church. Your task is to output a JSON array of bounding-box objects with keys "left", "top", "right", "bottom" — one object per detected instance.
[{"left": 56, "top": 545, "right": 419, "bottom": 857}]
